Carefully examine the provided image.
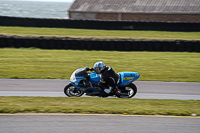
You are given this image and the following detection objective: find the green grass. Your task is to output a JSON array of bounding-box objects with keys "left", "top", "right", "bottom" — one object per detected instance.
[
  {"left": 0, "top": 26, "right": 200, "bottom": 40},
  {"left": 0, "top": 48, "right": 199, "bottom": 82},
  {"left": 0, "top": 97, "right": 199, "bottom": 116}
]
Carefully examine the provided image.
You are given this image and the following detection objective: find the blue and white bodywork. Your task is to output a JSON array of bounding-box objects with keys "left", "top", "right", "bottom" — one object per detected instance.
[
  {"left": 65, "top": 67, "right": 140, "bottom": 98},
  {"left": 118, "top": 72, "right": 140, "bottom": 86}
]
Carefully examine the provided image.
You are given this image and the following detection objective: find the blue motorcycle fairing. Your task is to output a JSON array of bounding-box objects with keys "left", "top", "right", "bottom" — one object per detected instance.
[
  {"left": 70, "top": 81, "right": 89, "bottom": 91},
  {"left": 70, "top": 69, "right": 103, "bottom": 94},
  {"left": 118, "top": 72, "right": 140, "bottom": 86},
  {"left": 89, "top": 72, "right": 101, "bottom": 84},
  {"left": 70, "top": 81, "right": 103, "bottom": 94},
  {"left": 69, "top": 68, "right": 140, "bottom": 95}
]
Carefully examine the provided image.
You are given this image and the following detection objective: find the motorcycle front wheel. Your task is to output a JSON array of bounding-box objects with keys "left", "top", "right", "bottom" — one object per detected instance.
[
  {"left": 117, "top": 83, "right": 137, "bottom": 98},
  {"left": 64, "top": 83, "right": 84, "bottom": 97}
]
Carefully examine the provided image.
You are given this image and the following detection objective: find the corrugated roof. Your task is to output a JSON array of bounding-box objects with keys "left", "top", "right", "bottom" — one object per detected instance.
[{"left": 69, "top": 0, "right": 200, "bottom": 14}]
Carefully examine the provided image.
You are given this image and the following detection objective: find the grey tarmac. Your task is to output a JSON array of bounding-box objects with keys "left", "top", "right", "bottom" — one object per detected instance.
[
  {"left": 0, "top": 114, "right": 200, "bottom": 133},
  {"left": 0, "top": 79, "right": 200, "bottom": 133},
  {"left": 0, "top": 79, "right": 200, "bottom": 100}
]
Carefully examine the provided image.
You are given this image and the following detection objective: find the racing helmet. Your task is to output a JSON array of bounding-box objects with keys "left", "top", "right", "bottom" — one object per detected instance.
[{"left": 93, "top": 61, "right": 105, "bottom": 74}]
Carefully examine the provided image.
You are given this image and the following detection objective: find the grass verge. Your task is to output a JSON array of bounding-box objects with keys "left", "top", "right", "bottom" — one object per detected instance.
[
  {"left": 0, "top": 48, "right": 200, "bottom": 82},
  {"left": 0, "top": 97, "right": 199, "bottom": 116},
  {"left": 0, "top": 26, "right": 200, "bottom": 40}
]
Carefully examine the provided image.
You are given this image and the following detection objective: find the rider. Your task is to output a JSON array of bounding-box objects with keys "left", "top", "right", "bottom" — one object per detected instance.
[{"left": 87, "top": 61, "right": 128, "bottom": 97}]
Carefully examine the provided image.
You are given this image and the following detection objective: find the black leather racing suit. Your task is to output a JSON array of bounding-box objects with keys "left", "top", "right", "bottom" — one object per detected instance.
[
  {"left": 86, "top": 66, "right": 127, "bottom": 97},
  {"left": 98, "top": 66, "right": 119, "bottom": 95}
]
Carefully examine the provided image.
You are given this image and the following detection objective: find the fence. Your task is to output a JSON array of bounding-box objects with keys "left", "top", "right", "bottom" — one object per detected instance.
[
  {"left": 0, "top": 16, "right": 199, "bottom": 31},
  {"left": 0, "top": 36, "right": 199, "bottom": 52}
]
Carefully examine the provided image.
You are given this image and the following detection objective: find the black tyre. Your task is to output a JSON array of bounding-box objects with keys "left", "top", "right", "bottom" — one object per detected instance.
[
  {"left": 117, "top": 83, "right": 137, "bottom": 98},
  {"left": 64, "top": 83, "right": 84, "bottom": 97}
]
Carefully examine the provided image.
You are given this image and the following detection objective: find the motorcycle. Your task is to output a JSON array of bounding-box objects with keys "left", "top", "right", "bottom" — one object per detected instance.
[{"left": 64, "top": 67, "right": 140, "bottom": 98}]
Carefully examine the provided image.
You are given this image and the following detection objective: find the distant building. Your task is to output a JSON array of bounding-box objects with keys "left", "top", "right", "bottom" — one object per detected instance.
[{"left": 68, "top": 0, "right": 200, "bottom": 22}]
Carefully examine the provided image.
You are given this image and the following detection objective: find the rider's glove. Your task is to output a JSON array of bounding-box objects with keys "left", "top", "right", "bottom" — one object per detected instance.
[
  {"left": 89, "top": 67, "right": 94, "bottom": 71},
  {"left": 85, "top": 67, "right": 90, "bottom": 71},
  {"left": 86, "top": 67, "right": 94, "bottom": 71}
]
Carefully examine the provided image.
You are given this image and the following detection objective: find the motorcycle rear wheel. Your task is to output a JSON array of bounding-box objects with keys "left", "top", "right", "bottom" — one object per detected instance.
[
  {"left": 117, "top": 83, "right": 137, "bottom": 98},
  {"left": 64, "top": 83, "right": 84, "bottom": 97}
]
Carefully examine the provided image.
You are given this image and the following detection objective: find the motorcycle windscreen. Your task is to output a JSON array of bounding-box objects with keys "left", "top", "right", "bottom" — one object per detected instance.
[{"left": 75, "top": 68, "right": 89, "bottom": 78}]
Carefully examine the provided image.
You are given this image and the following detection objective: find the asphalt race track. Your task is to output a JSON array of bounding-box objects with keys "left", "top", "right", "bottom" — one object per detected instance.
[
  {"left": 0, "top": 79, "right": 200, "bottom": 133},
  {"left": 0, "top": 114, "right": 200, "bottom": 133},
  {"left": 0, "top": 79, "right": 200, "bottom": 100}
]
